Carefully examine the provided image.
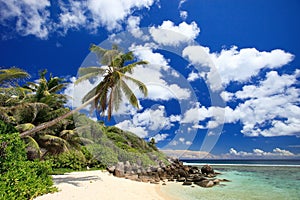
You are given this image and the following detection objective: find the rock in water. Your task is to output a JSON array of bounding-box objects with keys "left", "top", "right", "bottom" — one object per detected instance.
[
  {"left": 194, "top": 180, "right": 214, "bottom": 188},
  {"left": 201, "top": 165, "right": 214, "bottom": 175}
]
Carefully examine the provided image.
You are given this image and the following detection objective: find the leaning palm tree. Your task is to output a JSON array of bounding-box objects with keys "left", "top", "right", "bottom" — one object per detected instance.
[
  {"left": 20, "top": 44, "right": 148, "bottom": 138},
  {"left": 77, "top": 44, "right": 148, "bottom": 120}
]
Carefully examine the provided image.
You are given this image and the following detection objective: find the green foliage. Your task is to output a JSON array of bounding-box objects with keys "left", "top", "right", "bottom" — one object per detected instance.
[
  {"left": 0, "top": 120, "right": 17, "bottom": 135},
  {"left": 104, "top": 126, "right": 156, "bottom": 153},
  {"left": 47, "top": 150, "right": 87, "bottom": 170},
  {"left": 0, "top": 120, "right": 56, "bottom": 200},
  {"left": 0, "top": 67, "right": 30, "bottom": 87},
  {"left": 0, "top": 160, "right": 56, "bottom": 200},
  {"left": 87, "top": 144, "right": 119, "bottom": 167}
]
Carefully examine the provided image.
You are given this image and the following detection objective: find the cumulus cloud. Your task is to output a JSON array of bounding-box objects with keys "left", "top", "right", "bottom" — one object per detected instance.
[
  {"left": 149, "top": 133, "right": 169, "bottom": 142},
  {"left": 181, "top": 102, "right": 225, "bottom": 129},
  {"left": 180, "top": 11, "right": 188, "bottom": 20},
  {"left": 126, "top": 16, "right": 149, "bottom": 40},
  {"left": 223, "top": 70, "right": 300, "bottom": 137},
  {"left": 87, "top": 0, "right": 155, "bottom": 31},
  {"left": 183, "top": 45, "right": 294, "bottom": 91},
  {"left": 115, "top": 120, "right": 148, "bottom": 138},
  {"left": 181, "top": 70, "right": 300, "bottom": 137},
  {"left": 115, "top": 105, "right": 177, "bottom": 138},
  {"left": 63, "top": 76, "right": 102, "bottom": 110},
  {"left": 57, "top": 0, "right": 87, "bottom": 34},
  {"left": 149, "top": 20, "right": 200, "bottom": 46},
  {"left": 129, "top": 44, "right": 191, "bottom": 101},
  {"left": 0, "top": 0, "right": 51, "bottom": 39},
  {"left": 187, "top": 71, "right": 201, "bottom": 82},
  {"left": 228, "top": 148, "right": 295, "bottom": 158},
  {"left": 1, "top": 0, "right": 158, "bottom": 38}
]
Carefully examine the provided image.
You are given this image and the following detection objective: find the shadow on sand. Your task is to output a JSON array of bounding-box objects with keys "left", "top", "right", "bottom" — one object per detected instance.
[{"left": 53, "top": 175, "right": 102, "bottom": 187}]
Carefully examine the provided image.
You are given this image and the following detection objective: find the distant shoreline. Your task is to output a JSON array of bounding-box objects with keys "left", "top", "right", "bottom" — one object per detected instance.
[{"left": 181, "top": 159, "right": 300, "bottom": 167}]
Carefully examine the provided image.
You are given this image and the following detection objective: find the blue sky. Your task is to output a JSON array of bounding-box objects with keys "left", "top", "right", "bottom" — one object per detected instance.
[{"left": 1, "top": 0, "right": 300, "bottom": 159}]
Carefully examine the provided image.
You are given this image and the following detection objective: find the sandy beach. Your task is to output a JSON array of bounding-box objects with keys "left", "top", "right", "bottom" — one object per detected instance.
[{"left": 34, "top": 170, "right": 173, "bottom": 200}]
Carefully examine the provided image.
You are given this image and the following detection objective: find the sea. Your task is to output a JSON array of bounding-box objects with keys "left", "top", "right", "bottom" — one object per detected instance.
[{"left": 160, "top": 159, "right": 300, "bottom": 200}]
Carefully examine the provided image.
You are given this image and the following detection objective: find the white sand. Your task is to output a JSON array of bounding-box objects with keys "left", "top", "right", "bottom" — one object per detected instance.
[{"left": 34, "top": 170, "right": 172, "bottom": 200}]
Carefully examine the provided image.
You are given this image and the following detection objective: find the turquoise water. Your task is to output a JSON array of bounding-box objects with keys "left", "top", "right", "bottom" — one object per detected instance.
[{"left": 160, "top": 163, "right": 300, "bottom": 200}]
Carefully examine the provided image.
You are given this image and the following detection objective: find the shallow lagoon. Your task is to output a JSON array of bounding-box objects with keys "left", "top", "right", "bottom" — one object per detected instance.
[{"left": 160, "top": 161, "right": 300, "bottom": 200}]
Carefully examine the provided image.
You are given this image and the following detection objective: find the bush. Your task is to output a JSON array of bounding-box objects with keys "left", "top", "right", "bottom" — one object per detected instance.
[
  {"left": 0, "top": 120, "right": 56, "bottom": 200},
  {"left": 87, "top": 144, "right": 119, "bottom": 167},
  {"left": 48, "top": 150, "right": 87, "bottom": 170}
]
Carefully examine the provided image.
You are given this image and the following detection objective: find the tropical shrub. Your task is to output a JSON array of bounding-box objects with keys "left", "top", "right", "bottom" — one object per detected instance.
[
  {"left": 47, "top": 150, "right": 87, "bottom": 170},
  {"left": 0, "top": 120, "right": 56, "bottom": 200}
]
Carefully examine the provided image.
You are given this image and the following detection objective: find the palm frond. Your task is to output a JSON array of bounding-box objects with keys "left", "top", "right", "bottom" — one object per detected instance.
[
  {"left": 112, "top": 81, "right": 122, "bottom": 112},
  {"left": 82, "top": 84, "right": 101, "bottom": 103},
  {"left": 47, "top": 76, "right": 62, "bottom": 89},
  {"left": 15, "top": 123, "right": 35, "bottom": 132},
  {"left": 75, "top": 68, "right": 106, "bottom": 84},
  {"left": 78, "top": 66, "right": 106, "bottom": 76},
  {"left": 119, "top": 61, "right": 148, "bottom": 74},
  {"left": 48, "top": 83, "right": 65, "bottom": 93},
  {"left": 38, "top": 134, "right": 70, "bottom": 152},
  {"left": 23, "top": 135, "right": 42, "bottom": 159},
  {"left": 107, "top": 87, "right": 114, "bottom": 120},
  {"left": 11, "top": 102, "right": 50, "bottom": 124},
  {"left": 120, "top": 79, "right": 139, "bottom": 109},
  {"left": 0, "top": 67, "right": 30, "bottom": 86},
  {"left": 123, "top": 74, "right": 148, "bottom": 97},
  {"left": 89, "top": 44, "right": 107, "bottom": 58}
]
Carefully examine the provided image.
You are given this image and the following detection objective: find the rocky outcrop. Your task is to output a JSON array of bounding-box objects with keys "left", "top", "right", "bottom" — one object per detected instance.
[
  {"left": 201, "top": 164, "right": 214, "bottom": 175},
  {"left": 107, "top": 158, "right": 230, "bottom": 188}
]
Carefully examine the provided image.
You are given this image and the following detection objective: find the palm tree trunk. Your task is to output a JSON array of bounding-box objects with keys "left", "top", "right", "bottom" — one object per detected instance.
[{"left": 20, "top": 94, "right": 100, "bottom": 138}]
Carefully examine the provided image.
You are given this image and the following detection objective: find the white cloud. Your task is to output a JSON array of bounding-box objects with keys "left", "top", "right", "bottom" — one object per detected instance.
[
  {"left": 129, "top": 44, "right": 191, "bottom": 101},
  {"left": 129, "top": 43, "right": 169, "bottom": 69},
  {"left": 150, "top": 133, "right": 169, "bottom": 142},
  {"left": 181, "top": 70, "right": 300, "bottom": 137},
  {"left": 179, "top": 137, "right": 185, "bottom": 143},
  {"left": 170, "top": 115, "right": 181, "bottom": 122},
  {"left": 132, "top": 105, "right": 172, "bottom": 131},
  {"left": 224, "top": 70, "right": 300, "bottom": 137},
  {"left": 0, "top": 0, "right": 51, "bottom": 39},
  {"left": 183, "top": 45, "right": 294, "bottom": 91},
  {"left": 115, "top": 120, "right": 148, "bottom": 138},
  {"left": 126, "top": 16, "right": 149, "bottom": 40},
  {"left": 228, "top": 148, "right": 295, "bottom": 158},
  {"left": 58, "top": 0, "right": 87, "bottom": 34},
  {"left": 178, "top": 0, "right": 188, "bottom": 8},
  {"left": 181, "top": 102, "right": 225, "bottom": 129},
  {"left": 115, "top": 105, "right": 177, "bottom": 138},
  {"left": 63, "top": 76, "right": 102, "bottom": 110},
  {"left": 87, "top": 0, "right": 156, "bottom": 31},
  {"left": 180, "top": 11, "right": 188, "bottom": 20},
  {"left": 1, "top": 0, "right": 158, "bottom": 38},
  {"left": 187, "top": 71, "right": 201, "bottom": 82},
  {"left": 149, "top": 20, "right": 200, "bottom": 46}
]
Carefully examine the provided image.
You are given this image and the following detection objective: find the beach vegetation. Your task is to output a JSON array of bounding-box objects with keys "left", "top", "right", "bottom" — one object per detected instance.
[{"left": 0, "top": 120, "right": 56, "bottom": 200}]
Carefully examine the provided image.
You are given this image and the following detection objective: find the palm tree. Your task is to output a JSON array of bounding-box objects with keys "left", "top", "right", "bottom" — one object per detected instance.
[
  {"left": 76, "top": 44, "right": 148, "bottom": 120},
  {"left": 20, "top": 44, "right": 148, "bottom": 138},
  {"left": 0, "top": 67, "right": 31, "bottom": 123},
  {"left": 24, "top": 69, "right": 67, "bottom": 109},
  {"left": 0, "top": 67, "right": 30, "bottom": 87}
]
